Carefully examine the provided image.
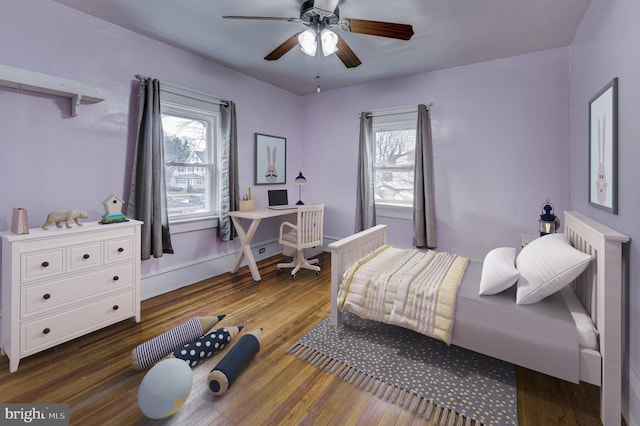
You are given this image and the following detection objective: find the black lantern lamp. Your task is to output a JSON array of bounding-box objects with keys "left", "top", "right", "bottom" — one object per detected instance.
[
  {"left": 539, "top": 199, "right": 560, "bottom": 236},
  {"left": 295, "top": 171, "right": 307, "bottom": 205}
]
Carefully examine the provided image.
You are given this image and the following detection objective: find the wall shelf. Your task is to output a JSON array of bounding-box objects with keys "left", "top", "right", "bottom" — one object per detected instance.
[{"left": 0, "top": 64, "right": 104, "bottom": 116}]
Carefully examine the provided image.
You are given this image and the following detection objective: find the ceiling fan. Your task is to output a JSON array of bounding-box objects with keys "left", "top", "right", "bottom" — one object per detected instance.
[{"left": 223, "top": 0, "right": 414, "bottom": 68}]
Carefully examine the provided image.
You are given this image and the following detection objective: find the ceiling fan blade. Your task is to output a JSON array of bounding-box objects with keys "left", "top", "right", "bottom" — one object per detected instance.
[
  {"left": 312, "top": 0, "right": 339, "bottom": 15},
  {"left": 264, "top": 34, "right": 300, "bottom": 61},
  {"left": 223, "top": 16, "right": 301, "bottom": 22},
  {"left": 340, "top": 18, "right": 414, "bottom": 40},
  {"left": 336, "top": 37, "right": 361, "bottom": 68}
]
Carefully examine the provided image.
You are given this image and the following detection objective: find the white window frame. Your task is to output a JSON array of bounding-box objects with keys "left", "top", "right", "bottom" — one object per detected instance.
[
  {"left": 161, "top": 83, "right": 222, "bottom": 233},
  {"left": 372, "top": 111, "right": 417, "bottom": 220}
]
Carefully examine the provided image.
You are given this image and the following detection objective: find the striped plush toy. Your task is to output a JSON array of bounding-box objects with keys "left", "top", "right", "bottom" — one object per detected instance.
[{"left": 131, "top": 315, "right": 225, "bottom": 370}]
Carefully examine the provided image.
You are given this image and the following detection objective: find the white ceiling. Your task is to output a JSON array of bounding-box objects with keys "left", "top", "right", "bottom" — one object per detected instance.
[{"left": 53, "top": 0, "right": 591, "bottom": 95}]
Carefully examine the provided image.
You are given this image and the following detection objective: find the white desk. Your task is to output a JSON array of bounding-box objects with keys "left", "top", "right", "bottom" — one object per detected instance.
[{"left": 229, "top": 208, "right": 297, "bottom": 281}]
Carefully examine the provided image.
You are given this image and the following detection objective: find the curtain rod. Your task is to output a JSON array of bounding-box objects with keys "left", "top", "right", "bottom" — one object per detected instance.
[
  {"left": 360, "top": 103, "right": 433, "bottom": 119},
  {"left": 135, "top": 74, "right": 229, "bottom": 107}
]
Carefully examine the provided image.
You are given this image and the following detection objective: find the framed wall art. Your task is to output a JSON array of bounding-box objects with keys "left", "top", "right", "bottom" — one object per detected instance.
[
  {"left": 255, "top": 133, "right": 286, "bottom": 185},
  {"left": 588, "top": 77, "right": 618, "bottom": 214}
]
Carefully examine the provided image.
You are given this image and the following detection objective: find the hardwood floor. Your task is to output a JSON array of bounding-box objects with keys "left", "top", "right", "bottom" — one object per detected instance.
[{"left": 0, "top": 253, "right": 603, "bottom": 425}]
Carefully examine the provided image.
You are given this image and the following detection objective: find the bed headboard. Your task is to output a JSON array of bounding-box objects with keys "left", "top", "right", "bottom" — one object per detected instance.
[
  {"left": 564, "top": 211, "right": 629, "bottom": 327},
  {"left": 564, "top": 210, "right": 629, "bottom": 426}
]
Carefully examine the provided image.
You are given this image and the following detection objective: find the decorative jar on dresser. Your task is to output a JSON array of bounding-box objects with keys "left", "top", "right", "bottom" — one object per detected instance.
[{"left": 1, "top": 220, "right": 142, "bottom": 372}]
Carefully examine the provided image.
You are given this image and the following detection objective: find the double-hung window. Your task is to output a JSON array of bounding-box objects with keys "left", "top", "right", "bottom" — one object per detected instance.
[
  {"left": 372, "top": 111, "right": 417, "bottom": 219},
  {"left": 160, "top": 84, "right": 221, "bottom": 227}
]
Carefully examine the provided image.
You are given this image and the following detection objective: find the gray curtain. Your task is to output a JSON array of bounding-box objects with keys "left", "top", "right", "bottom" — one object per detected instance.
[
  {"left": 413, "top": 104, "right": 436, "bottom": 248},
  {"left": 355, "top": 112, "right": 376, "bottom": 232},
  {"left": 218, "top": 100, "right": 239, "bottom": 241},
  {"left": 127, "top": 77, "right": 174, "bottom": 259}
]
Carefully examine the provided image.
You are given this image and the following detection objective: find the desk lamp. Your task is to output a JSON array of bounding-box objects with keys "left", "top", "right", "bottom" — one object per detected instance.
[{"left": 295, "top": 171, "right": 307, "bottom": 205}]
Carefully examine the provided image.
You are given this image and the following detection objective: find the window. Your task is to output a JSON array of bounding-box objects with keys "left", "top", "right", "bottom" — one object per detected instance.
[
  {"left": 161, "top": 84, "right": 221, "bottom": 225},
  {"left": 372, "top": 112, "right": 417, "bottom": 218}
]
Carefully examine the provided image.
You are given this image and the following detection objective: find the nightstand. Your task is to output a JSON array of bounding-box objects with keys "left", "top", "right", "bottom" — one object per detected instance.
[{"left": 521, "top": 233, "right": 538, "bottom": 248}]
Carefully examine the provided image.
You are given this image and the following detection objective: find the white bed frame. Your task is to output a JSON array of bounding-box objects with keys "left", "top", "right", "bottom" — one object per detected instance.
[{"left": 329, "top": 211, "right": 629, "bottom": 426}]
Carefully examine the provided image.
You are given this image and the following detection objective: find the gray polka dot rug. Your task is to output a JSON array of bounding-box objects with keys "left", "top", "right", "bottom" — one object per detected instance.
[{"left": 287, "top": 312, "right": 517, "bottom": 426}]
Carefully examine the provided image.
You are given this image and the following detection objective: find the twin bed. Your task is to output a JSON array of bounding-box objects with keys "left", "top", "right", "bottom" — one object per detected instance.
[{"left": 329, "top": 211, "right": 629, "bottom": 426}]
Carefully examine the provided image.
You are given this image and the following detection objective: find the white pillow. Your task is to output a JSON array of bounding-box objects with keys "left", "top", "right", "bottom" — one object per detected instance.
[
  {"left": 516, "top": 233, "right": 592, "bottom": 305},
  {"left": 478, "top": 247, "right": 519, "bottom": 295}
]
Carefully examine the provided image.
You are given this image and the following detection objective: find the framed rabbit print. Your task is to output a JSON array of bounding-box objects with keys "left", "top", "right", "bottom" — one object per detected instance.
[
  {"left": 588, "top": 78, "right": 618, "bottom": 214},
  {"left": 255, "top": 133, "right": 286, "bottom": 185}
]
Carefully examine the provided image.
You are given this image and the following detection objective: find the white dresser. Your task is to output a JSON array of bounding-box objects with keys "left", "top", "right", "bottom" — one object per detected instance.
[{"left": 1, "top": 220, "right": 142, "bottom": 372}]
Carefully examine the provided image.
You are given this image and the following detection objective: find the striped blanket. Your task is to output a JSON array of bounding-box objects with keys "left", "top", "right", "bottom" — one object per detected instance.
[{"left": 337, "top": 245, "right": 469, "bottom": 344}]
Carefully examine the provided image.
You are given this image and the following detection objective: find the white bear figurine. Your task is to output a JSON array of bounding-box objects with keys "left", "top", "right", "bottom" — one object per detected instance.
[{"left": 42, "top": 210, "right": 89, "bottom": 230}]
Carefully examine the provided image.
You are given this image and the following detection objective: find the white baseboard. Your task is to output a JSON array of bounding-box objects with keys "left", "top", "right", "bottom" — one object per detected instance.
[
  {"left": 140, "top": 238, "right": 282, "bottom": 300},
  {"left": 140, "top": 237, "right": 334, "bottom": 300},
  {"left": 324, "top": 235, "right": 341, "bottom": 246}
]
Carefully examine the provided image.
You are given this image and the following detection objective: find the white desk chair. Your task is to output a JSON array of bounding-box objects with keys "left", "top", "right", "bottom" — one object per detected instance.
[{"left": 277, "top": 204, "right": 324, "bottom": 278}]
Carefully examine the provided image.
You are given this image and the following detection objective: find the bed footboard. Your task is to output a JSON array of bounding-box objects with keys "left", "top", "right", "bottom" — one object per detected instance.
[{"left": 328, "top": 225, "right": 387, "bottom": 326}]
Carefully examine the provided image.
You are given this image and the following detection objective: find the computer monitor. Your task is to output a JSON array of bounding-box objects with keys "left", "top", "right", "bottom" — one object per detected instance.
[{"left": 267, "top": 189, "right": 288, "bottom": 207}]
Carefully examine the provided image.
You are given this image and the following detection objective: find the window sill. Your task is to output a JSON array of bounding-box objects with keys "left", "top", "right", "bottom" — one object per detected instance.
[
  {"left": 169, "top": 217, "right": 218, "bottom": 234},
  {"left": 375, "top": 203, "right": 413, "bottom": 220}
]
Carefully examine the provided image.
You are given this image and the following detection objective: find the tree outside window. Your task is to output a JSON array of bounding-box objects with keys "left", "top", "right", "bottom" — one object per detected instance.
[
  {"left": 161, "top": 102, "right": 218, "bottom": 221},
  {"left": 373, "top": 125, "right": 416, "bottom": 207}
]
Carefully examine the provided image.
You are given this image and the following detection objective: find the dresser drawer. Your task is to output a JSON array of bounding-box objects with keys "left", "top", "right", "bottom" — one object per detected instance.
[
  {"left": 22, "top": 263, "right": 135, "bottom": 317},
  {"left": 22, "top": 291, "right": 135, "bottom": 355},
  {"left": 21, "top": 249, "right": 65, "bottom": 282},
  {"left": 105, "top": 237, "right": 135, "bottom": 263},
  {"left": 68, "top": 242, "right": 103, "bottom": 271}
]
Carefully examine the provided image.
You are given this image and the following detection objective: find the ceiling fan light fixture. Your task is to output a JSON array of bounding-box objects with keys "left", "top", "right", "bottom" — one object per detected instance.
[
  {"left": 311, "top": 0, "right": 339, "bottom": 17},
  {"left": 298, "top": 28, "right": 317, "bottom": 56},
  {"left": 320, "top": 29, "right": 338, "bottom": 56}
]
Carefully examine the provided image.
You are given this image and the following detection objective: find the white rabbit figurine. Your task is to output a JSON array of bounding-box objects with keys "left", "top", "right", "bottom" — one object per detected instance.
[
  {"left": 596, "top": 115, "right": 607, "bottom": 204},
  {"left": 265, "top": 145, "right": 278, "bottom": 183}
]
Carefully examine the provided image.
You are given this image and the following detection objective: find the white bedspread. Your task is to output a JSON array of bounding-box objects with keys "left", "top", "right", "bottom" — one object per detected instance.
[{"left": 337, "top": 245, "right": 469, "bottom": 344}]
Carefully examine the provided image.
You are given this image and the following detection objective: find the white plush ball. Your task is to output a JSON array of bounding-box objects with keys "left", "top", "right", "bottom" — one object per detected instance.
[{"left": 138, "top": 358, "right": 193, "bottom": 419}]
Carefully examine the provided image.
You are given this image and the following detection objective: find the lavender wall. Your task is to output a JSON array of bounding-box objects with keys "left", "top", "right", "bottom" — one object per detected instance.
[
  {"left": 301, "top": 48, "right": 571, "bottom": 260},
  {"left": 3, "top": 2, "right": 634, "bottom": 421},
  {"left": 569, "top": 0, "right": 640, "bottom": 423},
  {"left": 0, "top": 0, "right": 303, "bottom": 294}
]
